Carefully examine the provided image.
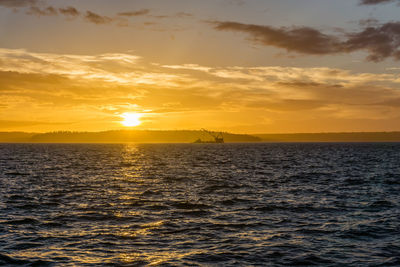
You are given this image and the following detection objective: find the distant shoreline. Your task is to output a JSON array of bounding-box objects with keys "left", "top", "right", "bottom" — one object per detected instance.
[
  {"left": 2, "top": 130, "right": 400, "bottom": 143},
  {"left": 255, "top": 132, "right": 400, "bottom": 142},
  {"left": 1, "top": 142, "right": 400, "bottom": 145}
]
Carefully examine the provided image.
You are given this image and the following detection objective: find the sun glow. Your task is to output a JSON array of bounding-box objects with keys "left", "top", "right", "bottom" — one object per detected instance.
[{"left": 120, "top": 113, "right": 142, "bottom": 127}]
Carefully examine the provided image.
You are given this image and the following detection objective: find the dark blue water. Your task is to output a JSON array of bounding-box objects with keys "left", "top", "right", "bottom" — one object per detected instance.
[{"left": 0, "top": 143, "right": 400, "bottom": 266}]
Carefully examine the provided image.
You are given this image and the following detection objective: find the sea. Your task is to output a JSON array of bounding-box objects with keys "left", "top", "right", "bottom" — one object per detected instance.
[{"left": 0, "top": 143, "right": 399, "bottom": 266}]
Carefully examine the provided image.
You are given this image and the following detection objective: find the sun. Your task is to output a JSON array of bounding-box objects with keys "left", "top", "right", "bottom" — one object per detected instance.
[{"left": 120, "top": 112, "right": 142, "bottom": 127}]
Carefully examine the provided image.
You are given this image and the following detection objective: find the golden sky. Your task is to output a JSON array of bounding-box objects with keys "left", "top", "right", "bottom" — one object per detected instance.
[{"left": 1, "top": 0, "right": 400, "bottom": 133}]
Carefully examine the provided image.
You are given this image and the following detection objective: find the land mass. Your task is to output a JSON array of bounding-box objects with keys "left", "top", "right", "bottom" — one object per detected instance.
[
  {"left": 255, "top": 132, "right": 400, "bottom": 142},
  {"left": 0, "top": 130, "right": 260, "bottom": 143},
  {"left": 1, "top": 130, "right": 400, "bottom": 143}
]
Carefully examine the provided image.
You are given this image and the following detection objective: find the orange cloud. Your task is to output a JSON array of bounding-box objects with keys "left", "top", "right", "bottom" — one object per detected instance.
[{"left": 2, "top": 48, "right": 400, "bottom": 132}]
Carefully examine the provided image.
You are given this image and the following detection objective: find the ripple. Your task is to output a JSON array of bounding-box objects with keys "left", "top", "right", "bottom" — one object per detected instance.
[
  {"left": 0, "top": 253, "right": 53, "bottom": 266},
  {"left": 0, "top": 143, "right": 400, "bottom": 266},
  {"left": 1, "top": 218, "right": 40, "bottom": 225}
]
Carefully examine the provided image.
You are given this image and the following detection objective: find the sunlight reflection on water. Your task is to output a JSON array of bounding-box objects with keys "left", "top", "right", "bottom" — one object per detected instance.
[{"left": 0, "top": 143, "right": 400, "bottom": 266}]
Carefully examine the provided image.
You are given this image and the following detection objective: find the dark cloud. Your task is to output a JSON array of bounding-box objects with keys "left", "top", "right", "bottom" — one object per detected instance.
[
  {"left": 1, "top": 1, "right": 190, "bottom": 28},
  {"left": 0, "top": 0, "right": 38, "bottom": 7},
  {"left": 214, "top": 21, "right": 341, "bottom": 55},
  {"left": 0, "top": 0, "right": 80, "bottom": 18},
  {"left": 85, "top": 11, "right": 112, "bottom": 24},
  {"left": 1, "top": 1, "right": 133, "bottom": 27},
  {"left": 117, "top": 9, "right": 150, "bottom": 17},
  {"left": 27, "top": 6, "right": 57, "bottom": 16},
  {"left": 59, "top": 6, "right": 80, "bottom": 17},
  {"left": 213, "top": 21, "right": 400, "bottom": 61},
  {"left": 343, "top": 22, "right": 400, "bottom": 61},
  {"left": 359, "top": 0, "right": 397, "bottom": 5}
]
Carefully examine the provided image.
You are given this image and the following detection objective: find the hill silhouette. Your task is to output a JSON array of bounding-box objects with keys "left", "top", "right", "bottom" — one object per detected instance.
[
  {"left": 255, "top": 132, "right": 400, "bottom": 142},
  {"left": 0, "top": 132, "right": 37, "bottom": 143},
  {"left": 2, "top": 130, "right": 400, "bottom": 143},
  {"left": 0, "top": 130, "right": 260, "bottom": 143}
]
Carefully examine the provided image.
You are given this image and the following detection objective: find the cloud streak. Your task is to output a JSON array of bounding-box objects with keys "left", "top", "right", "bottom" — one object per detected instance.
[
  {"left": 117, "top": 9, "right": 150, "bottom": 17},
  {"left": 84, "top": 11, "right": 112, "bottom": 24},
  {"left": 2, "top": 48, "right": 400, "bottom": 132},
  {"left": 359, "top": 0, "right": 397, "bottom": 5},
  {"left": 27, "top": 6, "right": 57, "bottom": 16},
  {"left": 2, "top": 1, "right": 191, "bottom": 28},
  {"left": 213, "top": 21, "right": 400, "bottom": 61},
  {"left": 59, "top": 6, "right": 80, "bottom": 17}
]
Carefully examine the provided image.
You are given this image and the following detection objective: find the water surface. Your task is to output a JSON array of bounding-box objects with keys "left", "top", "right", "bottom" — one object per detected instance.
[{"left": 0, "top": 143, "right": 399, "bottom": 266}]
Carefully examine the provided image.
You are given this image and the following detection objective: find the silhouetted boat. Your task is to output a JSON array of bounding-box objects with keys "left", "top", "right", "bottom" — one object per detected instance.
[{"left": 193, "top": 129, "right": 224, "bottom": 143}]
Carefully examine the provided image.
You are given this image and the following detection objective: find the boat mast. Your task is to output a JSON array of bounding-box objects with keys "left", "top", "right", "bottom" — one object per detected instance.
[{"left": 201, "top": 128, "right": 224, "bottom": 143}]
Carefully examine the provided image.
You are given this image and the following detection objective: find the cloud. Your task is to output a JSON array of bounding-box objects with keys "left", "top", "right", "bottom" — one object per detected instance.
[
  {"left": 359, "top": 0, "right": 397, "bottom": 5},
  {"left": 0, "top": 48, "right": 188, "bottom": 88},
  {"left": 117, "top": 9, "right": 150, "bottom": 17},
  {"left": 84, "top": 11, "right": 113, "bottom": 24},
  {"left": 1, "top": 1, "right": 191, "bottom": 29},
  {"left": 2, "top": 48, "right": 400, "bottom": 132},
  {"left": 213, "top": 21, "right": 400, "bottom": 61},
  {"left": 147, "top": 12, "right": 193, "bottom": 20},
  {"left": 150, "top": 12, "right": 193, "bottom": 19},
  {"left": 0, "top": 0, "right": 80, "bottom": 19},
  {"left": 213, "top": 21, "right": 341, "bottom": 55},
  {"left": 27, "top": 6, "right": 57, "bottom": 16},
  {"left": 343, "top": 22, "right": 400, "bottom": 61},
  {"left": 0, "top": 0, "right": 116, "bottom": 25},
  {"left": 117, "top": 9, "right": 193, "bottom": 21},
  {"left": 82, "top": 10, "right": 131, "bottom": 26},
  {"left": 59, "top": 6, "right": 80, "bottom": 17}
]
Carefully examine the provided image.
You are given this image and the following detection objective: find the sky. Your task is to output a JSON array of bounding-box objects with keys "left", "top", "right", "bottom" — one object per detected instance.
[{"left": 1, "top": 0, "right": 400, "bottom": 133}]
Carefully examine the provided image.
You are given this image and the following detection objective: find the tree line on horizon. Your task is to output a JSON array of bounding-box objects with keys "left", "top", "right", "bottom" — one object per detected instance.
[
  {"left": 2, "top": 130, "right": 400, "bottom": 143},
  {"left": 0, "top": 130, "right": 260, "bottom": 143}
]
